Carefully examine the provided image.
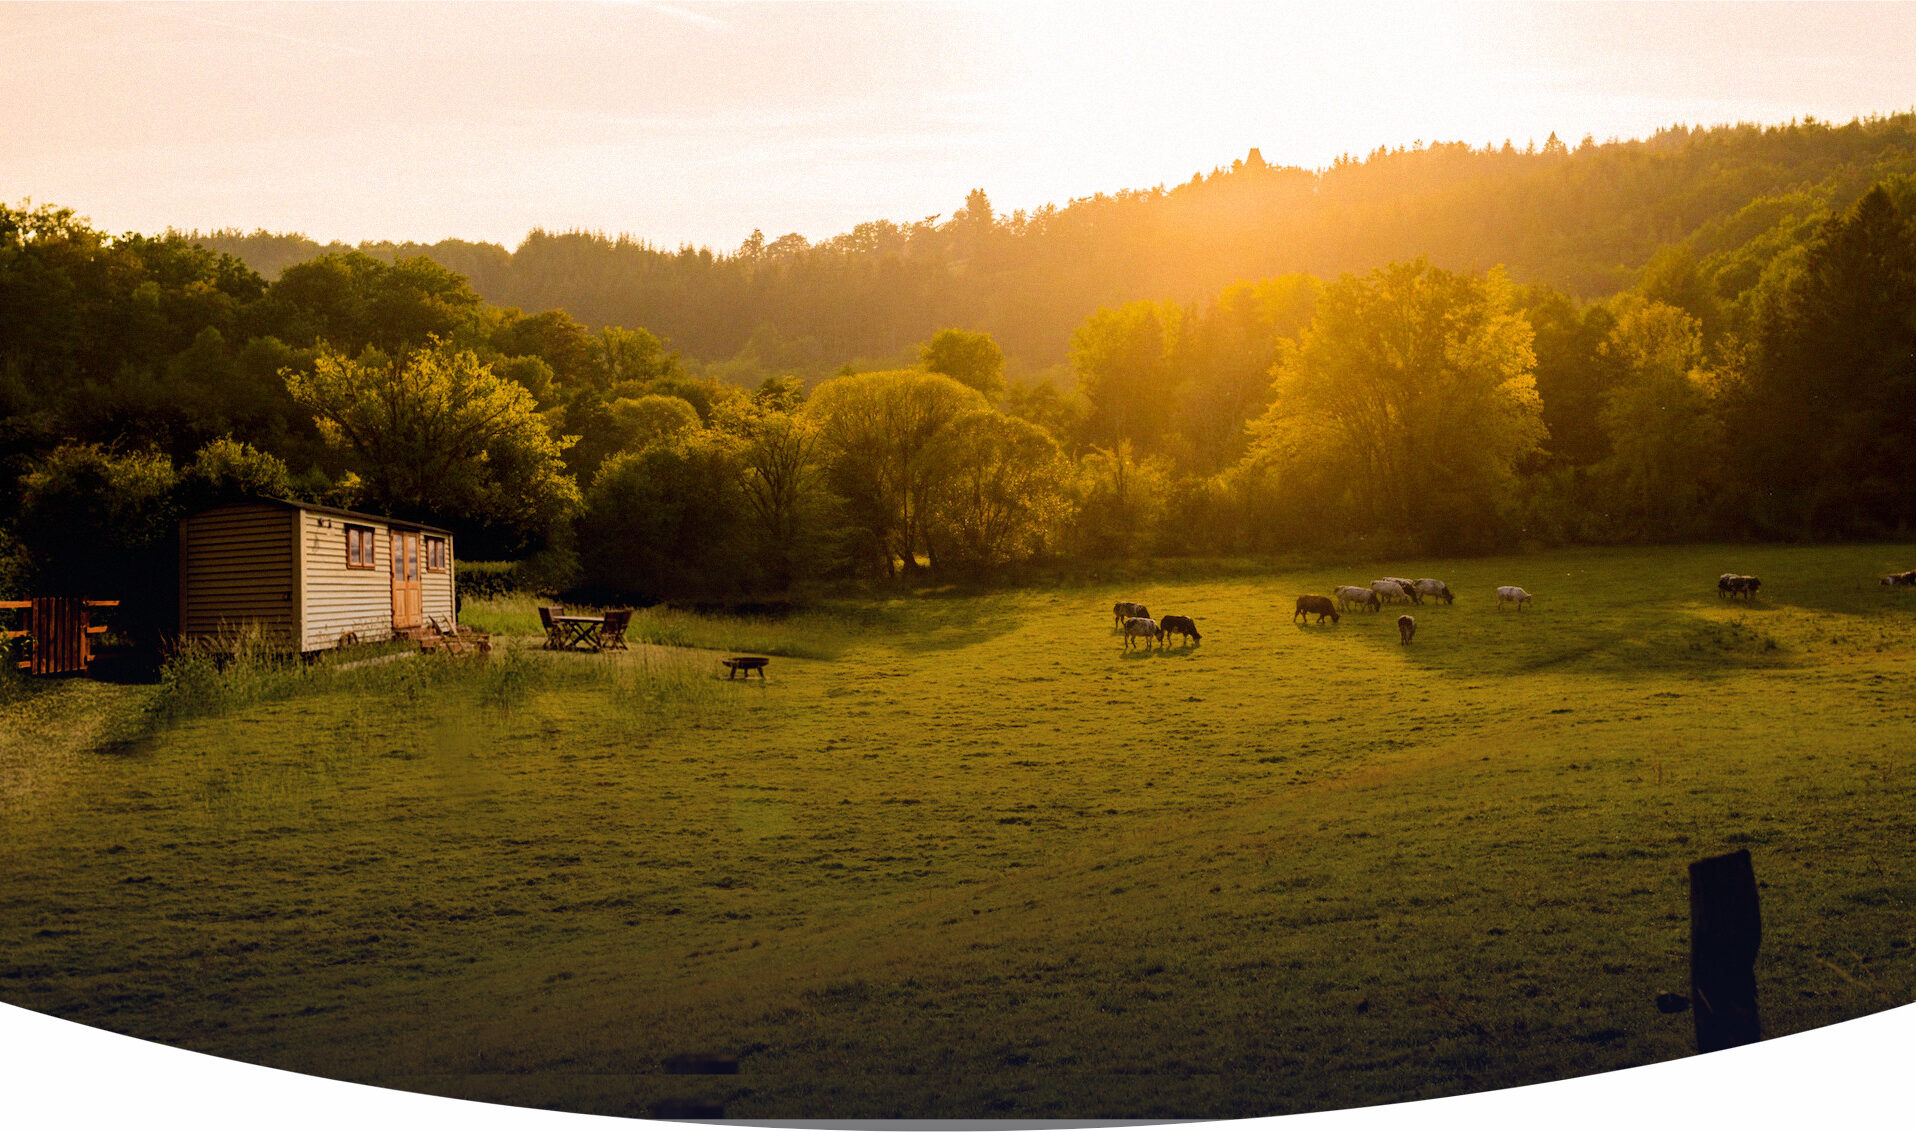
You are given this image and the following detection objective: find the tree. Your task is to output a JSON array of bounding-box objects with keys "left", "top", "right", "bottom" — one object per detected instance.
[
  {"left": 1593, "top": 298, "right": 1723, "bottom": 538},
  {"left": 803, "top": 370, "right": 987, "bottom": 578},
  {"left": 12, "top": 444, "right": 177, "bottom": 597},
  {"left": 176, "top": 436, "right": 292, "bottom": 512},
  {"left": 1172, "top": 275, "right": 1317, "bottom": 473},
  {"left": 266, "top": 252, "right": 483, "bottom": 355},
  {"left": 713, "top": 392, "right": 833, "bottom": 590},
  {"left": 1243, "top": 259, "right": 1544, "bottom": 551},
  {"left": 1070, "top": 300, "right": 1187, "bottom": 452},
  {"left": 283, "top": 341, "right": 578, "bottom": 555},
  {"left": 576, "top": 435, "right": 753, "bottom": 601},
  {"left": 922, "top": 410, "right": 1072, "bottom": 573},
  {"left": 1731, "top": 183, "right": 1916, "bottom": 535},
  {"left": 607, "top": 394, "right": 702, "bottom": 452},
  {"left": 919, "top": 328, "right": 1006, "bottom": 400}
]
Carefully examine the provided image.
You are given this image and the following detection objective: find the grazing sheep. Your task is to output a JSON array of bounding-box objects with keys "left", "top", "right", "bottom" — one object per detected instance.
[
  {"left": 1398, "top": 614, "right": 1416, "bottom": 645},
  {"left": 1413, "top": 579, "right": 1454, "bottom": 604},
  {"left": 1381, "top": 577, "right": 1422, "bottom": 605},
  {"left": 1881, "top": 571, "right": 1916, "bottom": 586},
  {"left": 1293, "top": 595, "right": 1340, "bottom": 625},
  {"left": 1122, "top": 616, "right": 1163, "bottom": 650},
  {"left": 1371, "top": 580, "right": 1411, "bottom": 605},
  {"left": 1159, "top": 615, "right": 1201, "bottom": 645},
  {"left": 1495, "top": 585, "right": 1533, "bottom": 612},
  {"left": 1113, "top": 601, "right": 1150, "bottom": 626},
  {"left": 1334, "top": 585, "right": 1382, "bottom": 612},
  {"left": 1717, "top": 574, "right": 1761, "bottom": 600}
]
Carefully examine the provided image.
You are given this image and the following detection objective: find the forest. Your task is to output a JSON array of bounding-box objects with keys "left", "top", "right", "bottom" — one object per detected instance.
[{"left": 4, "top": 113, "right": 1916, "bottom": 638}]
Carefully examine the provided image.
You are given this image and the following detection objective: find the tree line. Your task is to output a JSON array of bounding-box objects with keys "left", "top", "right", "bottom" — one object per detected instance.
[
  {"left": 192, "top": 114, "right": 1916, "bottom": 384},
  {"left": 4, "top": 152, "right": 1915, "bottom": 642}
]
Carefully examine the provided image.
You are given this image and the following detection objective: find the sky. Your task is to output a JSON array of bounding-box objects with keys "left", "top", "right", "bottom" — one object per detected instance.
[{"left": 6, "top": 1, "right": 1916, "bottom": 253}]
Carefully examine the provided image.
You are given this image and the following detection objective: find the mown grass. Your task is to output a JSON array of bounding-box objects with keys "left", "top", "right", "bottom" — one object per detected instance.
[{"left": 2, "top": 542, "right": 1913, "bottom": 1119}]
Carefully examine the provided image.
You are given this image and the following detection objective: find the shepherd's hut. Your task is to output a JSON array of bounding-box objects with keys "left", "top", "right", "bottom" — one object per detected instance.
[{"left": 178, "top": 499, "right": 454, "bottom": 652}]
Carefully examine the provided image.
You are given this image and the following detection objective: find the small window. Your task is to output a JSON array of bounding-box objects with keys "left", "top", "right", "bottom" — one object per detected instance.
[
  {"left": 345, "top": 525, "right": 376, "bottom": 569},
  {"left": 424, "top": 536, "right": 447, "bottom": 572}
]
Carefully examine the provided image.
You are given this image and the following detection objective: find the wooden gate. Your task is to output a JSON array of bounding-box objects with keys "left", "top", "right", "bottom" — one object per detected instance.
[{"left": 1, "top": 598, "right": 119, "bottom": 676}]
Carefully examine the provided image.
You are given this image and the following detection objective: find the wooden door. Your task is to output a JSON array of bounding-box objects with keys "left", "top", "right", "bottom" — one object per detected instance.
[{"left": 390, "top": 530, "right": 422, "bottom": 630}]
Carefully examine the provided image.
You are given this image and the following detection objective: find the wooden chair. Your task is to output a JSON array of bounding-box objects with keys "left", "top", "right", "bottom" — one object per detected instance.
[
  {"left": 537, "top": 605, "right": 566, "bottom": 650},
  {"left": 600, "top": 609, "right": 633, "bottom": 651}
]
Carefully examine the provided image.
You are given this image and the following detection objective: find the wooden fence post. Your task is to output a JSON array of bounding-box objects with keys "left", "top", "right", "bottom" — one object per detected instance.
[{"left": 1690, "top": 848, "right": 1761, "bottom": 1052}]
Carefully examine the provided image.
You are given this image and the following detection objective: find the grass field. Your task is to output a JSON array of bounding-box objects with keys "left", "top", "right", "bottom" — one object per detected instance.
[{"left": 2, "top": 543, "right": 1914, "bottom": 1119}]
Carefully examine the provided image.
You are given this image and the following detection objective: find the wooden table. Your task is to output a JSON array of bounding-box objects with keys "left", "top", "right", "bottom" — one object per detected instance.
[{"left": 552, "top": 615, "right": 606, "bottom": 651}]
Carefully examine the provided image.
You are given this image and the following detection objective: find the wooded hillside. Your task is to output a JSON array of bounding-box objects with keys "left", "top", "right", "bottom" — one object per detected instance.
[{"left": 192, "top": 114, "right": 1916, "bottom": 373}]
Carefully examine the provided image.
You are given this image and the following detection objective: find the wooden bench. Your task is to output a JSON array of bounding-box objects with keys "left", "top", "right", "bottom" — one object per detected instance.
[{"left": 721, "top": 656, "right": 769, "bottom": 680}]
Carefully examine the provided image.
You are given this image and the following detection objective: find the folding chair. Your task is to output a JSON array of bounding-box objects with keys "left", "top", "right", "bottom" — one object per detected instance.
[{"left": 600, "top": 608, "right": 633, "bottom": 651}]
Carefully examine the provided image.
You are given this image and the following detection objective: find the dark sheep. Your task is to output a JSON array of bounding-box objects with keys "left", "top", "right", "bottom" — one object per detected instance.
[{"left": 1293, "top": 595, "right": 1340, "bottom": 625}]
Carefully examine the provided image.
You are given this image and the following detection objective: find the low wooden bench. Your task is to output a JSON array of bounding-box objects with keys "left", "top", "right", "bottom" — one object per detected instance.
[{"left": 721, "top": 656, "right": 769, "bottom": 680}]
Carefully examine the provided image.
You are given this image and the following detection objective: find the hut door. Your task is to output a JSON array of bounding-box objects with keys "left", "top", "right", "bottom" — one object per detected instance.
[{"left": 390, "top": 531, "right": 422, "bottom": 630}]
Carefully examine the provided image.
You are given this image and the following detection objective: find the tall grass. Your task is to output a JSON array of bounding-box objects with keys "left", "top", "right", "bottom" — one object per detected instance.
[
  {"left": 458, "top": 592, "right": 871, "bottom": 659},
  {"left": 140, "top": 624, "right": 724, "bottom": 740}
]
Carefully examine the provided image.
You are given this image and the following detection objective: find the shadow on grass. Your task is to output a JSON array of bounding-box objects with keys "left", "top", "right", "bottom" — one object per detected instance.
[
  {"left": 1365, "top": 605, "right": 1799, "bottom": 679},
  {"left": 882, "top": 600, "right": 1026, "bottom": 654}
]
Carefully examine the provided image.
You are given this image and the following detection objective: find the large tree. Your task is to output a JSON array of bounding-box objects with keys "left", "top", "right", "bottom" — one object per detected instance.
[
  {"left": 803, "top": 369, "right": 987, "bottom": 578},
  {"left": 283, "top": 342, "right": 578, "bottom": 554},
  {"left": 1243, "top": 259, "right": 1545, "bottom": 551},
  {"left": 1069, "top": 300, "right": 1186, "bottom": 453},
  {"left": 922, "top": 410, "right": 1072, "bottom": 573},
  {"left": 1730, "top": 183, "right": 1916, "bottom": 535},
  {"left": 1592, "top": 298, "right": 1723, "bottom": 539}
]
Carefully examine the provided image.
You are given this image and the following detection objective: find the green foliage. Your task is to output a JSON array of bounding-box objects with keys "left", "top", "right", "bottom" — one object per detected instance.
[
  {"left": 577, "top": 434, "right": 755, "bottom": 601},
  {"left": 453, "top": 560, "right": 526, "bottom": 602},
  {"left": 1243, "top": 260, "right": 1545, "bottom": 553},
  {"left": 1070, "top": 300, "right": 1186, "bottom": 451},
  {"left": 922, "top": 410, "right": 1074, "bottom": 572},
  {"left": 1067, "top": 442, "right": 1177, "bottom": 559},
  {"left": 919, "top": 328, "right": 1006, "bottom": 399},
  {"left": 1730, "top": 183, "right": 1916, "bottom": 536},
  {"left": 803, "top": 369, "right": 990, "bottom": 578},
  {"left": 12, "top": 444, "right": 178, "bottom": 596},
  {"left": 713, "top": 393, "right": 836, "bottom": 590},
  {"left": 176, "top": 436, "right": 293, "bottom": 511},
  {"left": 1591, "top": 298, "right": 1724, "bottom": 540},
  {"left": 265, "top": 251, "right": 483, "bottom": 355},
  {"left": 284, "top": 341, "right": 580, "bottom": 554}
]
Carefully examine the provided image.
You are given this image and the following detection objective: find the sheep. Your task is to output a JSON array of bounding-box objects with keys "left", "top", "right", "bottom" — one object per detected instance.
[
  {"left": 1495, "top": 585, "right": 1533, "bottom": 612},
  {"left": 1413, "top": 579, "right": 1454, "bottom": 604},
  {"left": 1293, "top": 595, "right": 1340, "bottom": 625},
  {"left": 1334, "top": 585, "right": 1382, "bottom": 612},
  {"left": 1370, "top": 580, "right": 1411, "bottom": 605},
  {"left": 1381, "top": 577, "right": 1422, "bottom": 605},
  {"left": 1398, "top": 614, "right": 1416, "bottom": 645}
]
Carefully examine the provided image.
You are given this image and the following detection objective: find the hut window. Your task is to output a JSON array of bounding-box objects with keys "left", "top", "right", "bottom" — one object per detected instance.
[
  {"left": 424, "top": 537, "right": 447, "bottom": 572},
  {"left": 345, "top": 525, "right": 377, "bottom": 569}
]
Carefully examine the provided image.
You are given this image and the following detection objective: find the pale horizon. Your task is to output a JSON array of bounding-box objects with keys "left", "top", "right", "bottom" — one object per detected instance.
[{"left": 6, "top": 1, "right": 1916, "bottom": 252}]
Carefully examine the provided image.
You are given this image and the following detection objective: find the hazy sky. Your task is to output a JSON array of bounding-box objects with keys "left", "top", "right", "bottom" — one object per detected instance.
[{"left": 6, "top": 2, "right": 1916, "bottom": 252}]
